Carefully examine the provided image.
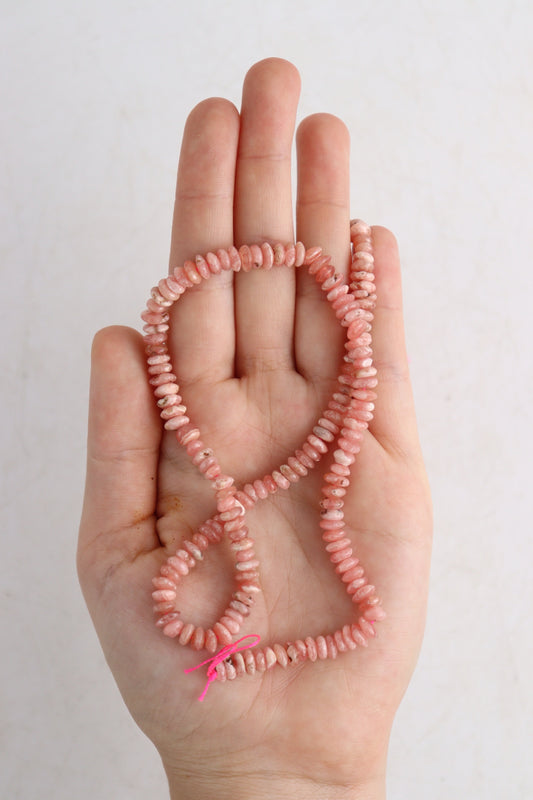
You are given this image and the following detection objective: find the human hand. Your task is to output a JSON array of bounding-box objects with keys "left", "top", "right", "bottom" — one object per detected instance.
[{"left": 78, "top": 58, "right": 432, "bottom": 800}]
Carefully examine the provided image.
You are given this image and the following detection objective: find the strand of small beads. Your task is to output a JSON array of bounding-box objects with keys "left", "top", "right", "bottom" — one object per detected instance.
[{"left": 144, "top": 219, "right": 385, "bottom": 685}]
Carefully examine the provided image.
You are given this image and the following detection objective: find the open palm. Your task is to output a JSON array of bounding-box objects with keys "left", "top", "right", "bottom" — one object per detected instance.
[{"left": 78, "top": 59, "right": 432, "bottom": 799}]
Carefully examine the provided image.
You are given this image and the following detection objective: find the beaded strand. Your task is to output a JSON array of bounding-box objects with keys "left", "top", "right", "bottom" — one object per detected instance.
[{"left": 144, "top": 220, "right": 384, "bottom": 681}]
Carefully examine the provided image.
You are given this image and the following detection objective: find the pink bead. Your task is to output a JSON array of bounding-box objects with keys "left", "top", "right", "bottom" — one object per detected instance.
[
  {"left": 160, "top": 405, "right": 186, "bottom": 421},
  {"left": 329, "top": 547, "right": 353, "bottom": 564},
  {"left": 320, "top": 497, "right": 344, "bottom": 510},
  {"left": 308, "top": 254, "right": 331, "bottom": 277},
  {"left": 302, "top": 442, "right": 321, "bottom": 461},
  {"left": 243, "top": 483, "right": 258, "bottom": 502},
  {"left": 347, "top": 577, "right": 367, "bottom": 593},
  {"left": 315, "top": 264, "right": 334, "bottom": 283},
  {"left": 322, "top": 273, "right": 343, "bottom": 292},
  {"left": 325, "top": 537, "right": 352, "bottom": 553},
  {"left": 230, "top": 599, "right": 251, "bottom": 616},
  {"left": 337, "top": 437, "right": 361, "bottom": 454},
  {"left": 183, "top": 540, "right": 203, "bottom": 561},
  {"left": 280, "top": 463, "right": 300, "bottom": 482},
  {"left": 224, "top": 607, "right": 245, "bottom": 625},
  {"left": 341, "top": 565, "right": 363, "bottom": 584},
  {"left": 342, "top": 625, "right": 357, "bottom": 650},
  {"left": 227, "top": 246, "right": 241, "bottom": 271},
  {"left": 307, "top": 434, "right": 328, "bottom": 454},
  {"left": 154, "top": 382, "right": 178, "bottom": 398},
  {"left": 147, "top": 353, "right": 170, "bottom": 365},
  {"left": 313, "top": 425, "right": 335, "bottom": 443},
  {"left": 273, "top": 243, "right": 285, "bottom": 265},
  {"left": 330, "top": 463, "right": 350, "bottom": 476},
  {"left": 272, "top": 470, "right": 290, "bottom": 490},
  {"left": 350, "top": 626, "right": 368, "bottom": 647},
  {"left": 225, "top": 663, "right": 237, "bottom": 680},
  {"left": 178, "top": 622, "right": 195, "bottom": 645},
  {"left": 154, "top": 378, "right": 181, "bottom": 396},
  {"left": 244, "top": 649, "right": 256, "bottom": 675},
  {"left": 177, "top": 426, "right": 200, "bottom": 445},
  {"left": 255, "top": 651, "right": 267, "bottom": 672},
  {"left": 152, "top": 589, "right": 176, "bottom": 603},
  {"left": 261, "top": 242, "right": 274, "bottom": 269},
  {"left": 304, "top": 246, "right": 322, "bottom": 264},
  {"left": 334, "top": 629, "right": 348, "bottom": 653},
  {"left": 359, "top": 618, "right": 377, "bottom": 638},
  {"left": 316, "top": 635, "right": 328, "bottom": 660},
  {"left": 352, "top": 584, "right": 375, "bottom": 603},
  {"left": 195, "top": 254, "right": 210, "bottom": 279},
  {"left": 164, "top": 415, "right": 190, "bottom": 430},
  {"left": 326, "top": 635, "right": 338, "bottom": 659},
  {"left": 273, "top": 643, "right": 289, "bottom": 667},
  {"left": 284, "top": 244, "right": 296, "bottom": 267},
  {"left": 264, "top": 647, "right": 277, "bottom": 669},
  {"left": 205, "top": 252, "right": 222, "bottom": 274},
  {"left": 148, "top": 362, "right": 172, "bottom": 376},
  {"left": 172, "top": 267, "right": 193, "bottom": 288},
  {"left": 262, "top": 475, "right": 277, "bottom": 493},
  {"left": 167, "top": 556, "right": 189, "bottom": 577},
  {"left": 250, "top": 243, "right": 263, "bottom": 268},
  {"left": 155, "top": 611, "right": 180, "bottom": 627},
  {"left": 322, "top": 485, "right": 346, "bottom": 499},
  {"left": 152, "top": 576, "right": 177, "bottom": 591},
  {"left": 364, "top": 605, "right": 386, "bottom": 622},
  {"left": 191, "top": 627, "right": 206, "bottom": 650},
  {"left": 144, "top": 333, "right": 167, "bottom": 346},
  {"left": 183, "top": 260, "right": 202, "bottom": 284},
  {"left": 239, "top": 244, "right": 253, "bottom": 272},
  {"left": 294, "top": 242, "right": 306, "bottom": 266},
  {"left": 220, "top": 615, "right": 241, "bottom": 635},
  {"left": 336, "top": 557, "right": 359, "bottom": 574},
  {"left": 305, "top": 637, "right": 318, "bottom": 662},
  {"left": 295, "top": 449, "right": 315, "bottom": 469},
  {"left": 322, "top": 528, "right": 347, "bottom": 543},
  {"left": 216, "top": 248, "right": 231, "bottom": 270},
  {"left": 319, "top": 518, "right": 345, "bottom": 530},
  {"left": 334, "top": 449, "right": 355, "bottom": 466},
  {"left": 163, "top": 619, "right": 184, "bottom": 638},
  {"left": 253, "top": 479, "right": 268, "bottom": 499},
  {"left": 213, "top": 622, "right": 233, "bottom": 646},
  {"left": 288, "top": 455, "right": 308, "bottom": 476},
  {"left": 205, "top": 629, "right": 218, "bottom": 653},
  {"left": 232, "top": 653, "right": 246, "bottom": 676}
]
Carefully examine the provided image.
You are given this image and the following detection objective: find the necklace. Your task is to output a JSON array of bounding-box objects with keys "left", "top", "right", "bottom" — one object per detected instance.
[{"left": 143, "top": 219, "right": 384, "bottom": 684}]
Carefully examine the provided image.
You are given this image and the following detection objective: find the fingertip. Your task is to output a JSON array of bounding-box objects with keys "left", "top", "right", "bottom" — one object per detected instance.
[
  {"left": 296, "top": 113, "right": 350, "bottom": 154},
  {"left": 184, "top": 97, "right": 240, "bottom": 138},
  {"left": 244, "top": 57, "right": 301, "bottom": 95}
]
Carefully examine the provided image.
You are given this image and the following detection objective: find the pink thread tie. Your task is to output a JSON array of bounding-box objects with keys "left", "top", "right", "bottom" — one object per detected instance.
[{"left": 184, "top": 634, "right": 261, "bottom": 702}]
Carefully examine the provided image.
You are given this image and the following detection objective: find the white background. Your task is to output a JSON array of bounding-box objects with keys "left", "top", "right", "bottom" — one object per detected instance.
[{"left": 1, "top": 1, "right": 532, "bottom": 797}]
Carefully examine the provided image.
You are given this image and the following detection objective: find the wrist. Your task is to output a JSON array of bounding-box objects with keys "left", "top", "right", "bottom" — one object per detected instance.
[{"left": 165, "top": 765, "right": 386, "bottom": 800}]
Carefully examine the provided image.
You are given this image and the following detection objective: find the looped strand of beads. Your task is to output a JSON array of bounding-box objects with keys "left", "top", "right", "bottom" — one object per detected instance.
[{"left": 144, "top": 220, "right": 385, "bottom": 682}]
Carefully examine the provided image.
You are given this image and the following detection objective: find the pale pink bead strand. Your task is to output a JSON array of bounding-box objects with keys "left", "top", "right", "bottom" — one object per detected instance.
[{"left": 142, "top": 224, "right": 384, "bottom": 684}]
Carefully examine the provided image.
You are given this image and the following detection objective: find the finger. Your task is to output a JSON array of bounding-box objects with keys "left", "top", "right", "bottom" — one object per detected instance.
[
  {"left": 169, "top": 98, "right": 240, "bottom": 385},
  {"left": 295, "top": 113, "right": 351, "bottom": 385},
  {"left": 233, "top": 58, "right": 300, "bottom": 376},
  {"left": 78, "top": 326, "right": 161, "bottom": 587},
  {"left": 369, "top": 227, "right": 421, "bottom": 458}
]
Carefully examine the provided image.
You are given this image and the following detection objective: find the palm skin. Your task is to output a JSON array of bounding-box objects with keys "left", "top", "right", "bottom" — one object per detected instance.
[{"left": 78, "top": 59, "right": 432, "bottom": 799}]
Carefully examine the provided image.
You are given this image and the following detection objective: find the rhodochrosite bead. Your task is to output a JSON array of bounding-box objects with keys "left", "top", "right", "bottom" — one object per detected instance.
[{"left": 143, "top": 220, "right": 384, "bottom": 684}]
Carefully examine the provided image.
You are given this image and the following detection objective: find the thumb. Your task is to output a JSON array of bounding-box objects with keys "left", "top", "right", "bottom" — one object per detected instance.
[{"left": 78, "top": 325, "right": 162, "bottom": 595}]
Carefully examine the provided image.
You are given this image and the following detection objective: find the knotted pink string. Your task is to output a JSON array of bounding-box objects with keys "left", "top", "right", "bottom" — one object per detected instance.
[{"left": 184, "top": 634, "right": 261, "bottom": 702}]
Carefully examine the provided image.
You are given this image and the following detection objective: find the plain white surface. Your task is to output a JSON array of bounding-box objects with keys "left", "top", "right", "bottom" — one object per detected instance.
[{"left": 1, "top": 1, "right": 532, "bottom": 797}]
